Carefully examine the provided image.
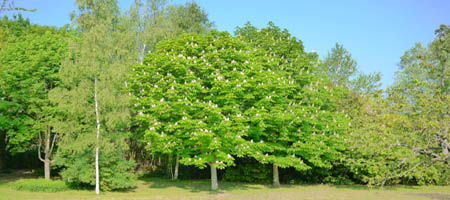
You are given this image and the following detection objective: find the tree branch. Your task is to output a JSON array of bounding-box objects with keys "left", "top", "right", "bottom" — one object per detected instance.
[
  {"left": 37, "top": 132, "right": 44, "bottom": 162},
  {"left": 49, "top": 132, "right": 58, "bottom": 159}
]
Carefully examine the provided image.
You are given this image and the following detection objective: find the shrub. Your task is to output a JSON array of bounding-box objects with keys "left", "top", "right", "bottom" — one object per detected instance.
[
  {"left": 10, "top": 179, "right": 69, "bottom": 192},
  {"left": 222, "top": 158, "right": 271, "bottom": 184},
  {"left": 54, "top": 144, "right": 136, "bottom": 191}
]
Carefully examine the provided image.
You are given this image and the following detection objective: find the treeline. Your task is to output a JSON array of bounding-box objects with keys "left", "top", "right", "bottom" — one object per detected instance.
[{"left": 0, "top": 0, "right": 449, "bottom": 193}]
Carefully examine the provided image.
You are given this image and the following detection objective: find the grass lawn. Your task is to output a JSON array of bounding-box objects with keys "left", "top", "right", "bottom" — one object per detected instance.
[{"left": 0, "top": 171, "right": 449, "bottom": 200}]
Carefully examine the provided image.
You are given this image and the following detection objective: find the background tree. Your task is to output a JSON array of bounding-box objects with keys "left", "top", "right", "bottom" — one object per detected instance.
[
  {"left": 166, "top": 2, "right": 214, "bottom": 35},
  {"left": 343, "top": 94, "right": 425, "bottom": 185},
  {"left": 351, "top": 72, "right": 381, "bottom": 95},
  {"left": 320, "top": 42, "right": 381, "bottom": 94},
  {"left": 391, "top": 24, "right": 449, "bottom": 167},
  {"left": 125, "top": 0, "right": 213, "bottom": 64},
  {"left": 321, "top": 43, "right": 357, "bottom": 87},
  {"left": 344, "top": 25, "right": 450, "bottom": 186},
  {"left": 0, "top": 0, "right": 35, "bottom": 14}
]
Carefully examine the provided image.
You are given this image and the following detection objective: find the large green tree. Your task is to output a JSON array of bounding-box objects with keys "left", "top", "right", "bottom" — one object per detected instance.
[
  {"left": 0, "top": 15, "right": 67, "bottom": 178},
  {"left": 129, "top": 31, "right": 258, "bottom": 190},
  {"left": 235, "top": 22, "right": 350, "bottom": 186},
  {"left": 0, "top": 15, "right": 32, "bottom": 170}
]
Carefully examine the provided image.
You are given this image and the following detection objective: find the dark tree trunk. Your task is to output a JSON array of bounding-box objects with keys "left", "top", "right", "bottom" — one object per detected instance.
[{"left": 0, "top": 131, "right": 6, "bottom": 170}]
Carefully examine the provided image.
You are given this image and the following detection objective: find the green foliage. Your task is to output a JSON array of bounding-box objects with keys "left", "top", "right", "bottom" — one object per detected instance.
[
  {"left": 50, "top": 0, "right": 136, "bottom": 191},
  {"left": 235, "top": 22, "right": 350, "bottom": 173},
  {"left": 351, "top": 72, "right": 381, "bottom": 94},
  {"left": 123, "top": 0, "right": 216, "bottom": 170},
  {"left": 320, "top": 42, "right": 381, "bottom": 94},
  {"left": 343, "top": 95, "right": 420, "bottom": 185},
  {"left": 55, "top": 143, "right": 136, "bottom": 191},
  {"left": 392, "top": 25, "right": 450, "bottom": 169},
  {"left": 10, "top": 179, "right": 69, "bottom": 192},
  {"left": 166, "top": 2, "right": 214, "bottom": 35},
  {"left": 1, "top": 0, "right": 449, "bottom": 189},
  {"left": 222, "top": 158, "right": 271, "bottom": 183},
  {"left": 343, "top": 25, "right": 450, "bottom": 186},
  {"left": 0, "top": 15, "right": 67, "bottom": 159},
  {"left": 130, "top": 22, "right": 352, "bottom": 188},
  {"left": 320, "top": 43, "right": 357, "bottom": 87},
  {"left": 129, "top": 31, "right": 252, "bottom": 170}
]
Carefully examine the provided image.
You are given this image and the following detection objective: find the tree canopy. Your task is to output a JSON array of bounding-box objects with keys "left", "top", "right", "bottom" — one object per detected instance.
[{"left": 0, "top": 0, "right": 449, "bottom": 194}]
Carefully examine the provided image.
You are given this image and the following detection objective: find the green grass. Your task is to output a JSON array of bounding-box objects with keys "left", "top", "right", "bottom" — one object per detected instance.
[{"left": 0, "top": 177, "right": 449, "bottom": 200}]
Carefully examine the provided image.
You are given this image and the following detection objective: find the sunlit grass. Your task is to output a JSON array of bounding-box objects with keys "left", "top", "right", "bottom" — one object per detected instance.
[{"left": 0, "top": 176, "right": 449, "bottom": 200}]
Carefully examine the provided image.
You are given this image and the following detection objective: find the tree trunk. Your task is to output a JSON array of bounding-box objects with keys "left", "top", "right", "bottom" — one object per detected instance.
[
  {"left": 442, "top": 130, "right": 449, "bottom": 157},
  {"left": 44, "top": 126, "right": 51, "bottom": 180},
  {"left": 174, "top": 154, "right": 179, "bottom": 180},
  {"left": 0, "top": 131, "right": 6, "bottom": 170},
  {"left": 94, "top": 76, "right": 101, "bottom": 195},
  {"left": 44, "top": 158, "right": 51, "bottom": 180},
  {"left": 168, "top": 154, "right": 173, "bottom": 179},
  {"left": 210, "top": 163, "right": 218, "bottom": 191},
  {"left": 273, "top": 164, "right": 280, "bottom": 187},
  {"left": 95, "top": 147, "right": 99, "bottom": 193}
]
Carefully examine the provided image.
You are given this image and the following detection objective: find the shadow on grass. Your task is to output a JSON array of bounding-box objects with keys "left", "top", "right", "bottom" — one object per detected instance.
[
  {"left": 0, "top": 169, "right": 39, "bottom": 186},
  {"left": 331, "top": 184, "right": 424, "bottom": 191},
  {"left": 406, "top": 193, "right": 450, "bottom": 200},
  {"left": 139, "top": 177, "right": 274, "bottom": 194}
]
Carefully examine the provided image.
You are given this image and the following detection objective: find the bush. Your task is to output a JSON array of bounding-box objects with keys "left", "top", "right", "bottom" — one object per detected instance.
[
  {"left": 10, "top": 179, "right": 69, "bottom": 192},
  {"left": 222, "top": 158, "right": 271, "bottom": 184},
  {"left": 54, "top": 143, "right": 136, "bottom": 191}
]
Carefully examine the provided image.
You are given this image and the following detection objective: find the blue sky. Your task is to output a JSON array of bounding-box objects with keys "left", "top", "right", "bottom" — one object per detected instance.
[{"left": 7, "top": 0, "right": 450, "bottom": 88}]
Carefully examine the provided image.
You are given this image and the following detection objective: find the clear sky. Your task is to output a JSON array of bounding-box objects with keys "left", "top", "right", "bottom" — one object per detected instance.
[{"left": 6, "top": 0, "right": 450, "bottom": 88}]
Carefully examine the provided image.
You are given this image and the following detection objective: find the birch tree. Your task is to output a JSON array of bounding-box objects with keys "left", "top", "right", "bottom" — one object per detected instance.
[{"left": 50, "top": 0, "right": 135, "bottom": 192}]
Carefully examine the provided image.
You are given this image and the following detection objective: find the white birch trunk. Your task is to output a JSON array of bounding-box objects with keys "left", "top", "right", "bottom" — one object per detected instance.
[{"left": 94, "top": 76, "right": 101, "bottom": 195}]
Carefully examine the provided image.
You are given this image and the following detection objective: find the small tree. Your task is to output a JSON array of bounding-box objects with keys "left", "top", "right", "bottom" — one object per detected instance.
[{"left": 50, "top": 0, "right": 136, "bottom": 192}]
